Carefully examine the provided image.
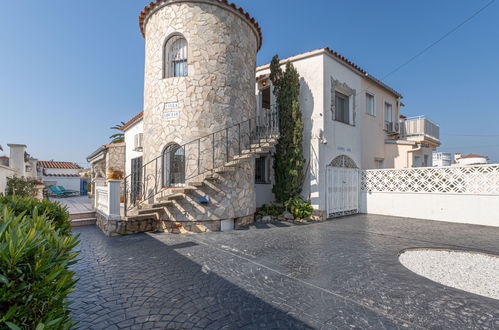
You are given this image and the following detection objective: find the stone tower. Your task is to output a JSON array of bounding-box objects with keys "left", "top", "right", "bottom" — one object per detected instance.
[{"left": 137, "top": 0, "right": 264, "bottom": 230}]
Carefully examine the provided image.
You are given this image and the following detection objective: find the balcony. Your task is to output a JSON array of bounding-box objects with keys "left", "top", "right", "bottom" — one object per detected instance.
[{"left": 400, "top": 116, "right": 440, "bottom": 145}]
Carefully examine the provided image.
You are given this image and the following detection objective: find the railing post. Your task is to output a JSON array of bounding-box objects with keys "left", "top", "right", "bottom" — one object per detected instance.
[
  {"left": 124, "top": 178, "right": 127, "bottom": 217},
  {"left": 198, "top": 138, "right": 201, "bottom": 175},
  {"left": 155, "top": 158, "right": 158, "bottom": 195},
  {"left": 238, "top": 123, "right": 241, "bottom": 155},
  {"left": 226, "top": 127, "right": 229, "bottom": 163},
  {"left": 212, "top": 133, "right": 215, "bottom": 169},
  {"left": 248, "top": 120, "right": 252, "bottom": 152}
]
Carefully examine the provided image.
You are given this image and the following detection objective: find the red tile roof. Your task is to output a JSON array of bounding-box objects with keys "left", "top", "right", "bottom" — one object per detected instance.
[
  {"left": 139, "top": 0, "right": 262, "bottom": 50},
  {"left": 459, "top": 153, "right": 489, "bottom": 159},
  {"left": 119, "top": 111, "right": 144, "bottom": 131},
  {"left": 39, "top": 161, "right": 80, "bottom": 169},
  {"left": 43, "top": 173, "right": 80, "bottom": 177}
]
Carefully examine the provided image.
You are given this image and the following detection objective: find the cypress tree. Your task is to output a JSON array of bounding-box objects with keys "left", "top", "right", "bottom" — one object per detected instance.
[{"left": 270, "top": 55, "right": 305, "bottom": 203}]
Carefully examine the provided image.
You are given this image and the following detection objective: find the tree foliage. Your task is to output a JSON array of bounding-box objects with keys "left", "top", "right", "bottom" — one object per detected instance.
[
  {"left": 109, "top": 121, "right": 126, "bottom": 144},
  {"left": 270, "top": 55, "right": 305, "bottom": 203},
  {"left": 5, "top": 177, "right": 36, "bottom": 197}
]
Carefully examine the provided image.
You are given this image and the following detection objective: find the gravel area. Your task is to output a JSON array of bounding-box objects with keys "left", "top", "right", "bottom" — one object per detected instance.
[{"left": 399, "top": 249, "right": 499, "bottom": 300}]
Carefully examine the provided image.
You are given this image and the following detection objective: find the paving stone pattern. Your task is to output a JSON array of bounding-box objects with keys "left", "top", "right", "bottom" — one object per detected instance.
[{"left": 70, "top": 215, "right": 499, "bottom": 329}]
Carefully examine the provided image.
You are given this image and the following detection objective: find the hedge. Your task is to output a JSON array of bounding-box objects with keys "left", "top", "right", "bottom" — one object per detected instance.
[
  {"left": 0, "top": 195, "right": 71, "bottom": 236},
  {"left": 0, "top": 202, "right": 79, "bottom": 329}
]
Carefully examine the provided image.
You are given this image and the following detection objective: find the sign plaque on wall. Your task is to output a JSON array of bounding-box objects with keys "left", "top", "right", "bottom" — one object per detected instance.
[{"left": 163, "top": 102, "right": 180, "bottom": 120}]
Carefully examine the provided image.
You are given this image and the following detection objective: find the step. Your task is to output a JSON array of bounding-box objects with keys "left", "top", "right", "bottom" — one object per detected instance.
[
  {"left": 232, "top": 153, "right": 256, "bottom": 161},
  {"left": 124, "top": 213, "right": 160, "bottom": 221},
  {"left": 71, "top": 217, "right": 97, "bottom": 227},
  {"left": 138, "top": 207, "right": 165, "bottom": 215},
  {"left": 242, "top": 147, "right": 270, "bottom": 155},
  {"left": 167, "top": 193, "right": 185, "bottom": 200},
  {"left": 151, "top": 201, "right": 174, "bottom": 208},
  {"left": 214, "top": 166, "right": 237, "bottom": 174},
  {"left": 70, "top": 211, "right": 96, "bottom": 221},
  {"left": 189, "top": 182, "right": 204, "bottom": 187}
]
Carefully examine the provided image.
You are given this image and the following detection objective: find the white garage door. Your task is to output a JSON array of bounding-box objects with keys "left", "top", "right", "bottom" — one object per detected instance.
[{"left": 326, "top": 155, "right": 359, "bottom": 218}]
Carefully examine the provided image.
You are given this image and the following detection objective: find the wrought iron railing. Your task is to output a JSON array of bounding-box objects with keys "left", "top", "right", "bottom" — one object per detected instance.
[{"left": 123, "top": 105, "right": 279, "bottom": 216}]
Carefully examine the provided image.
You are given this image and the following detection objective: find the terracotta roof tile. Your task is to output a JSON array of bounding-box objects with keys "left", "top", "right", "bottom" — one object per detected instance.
[
  {"left": 39, "top": 161, "right": 80, "bottom": 169},
  {"left": 43, "top": 173, "right": 80, "bottom": 177},
  {"left": 120, "top": 111, "right": 144, "bottom": 131},
  {"left": 139, "top": 0, "right": 262, "bottom": 50},
  {"left": 459, "top": 153, "right": 489, "bottom": 159}
]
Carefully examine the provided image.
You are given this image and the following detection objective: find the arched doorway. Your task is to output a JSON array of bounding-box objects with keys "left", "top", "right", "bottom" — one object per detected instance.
[
  {"left": 326, "top": 155, "right": 359, "bottom": 218},
  {"left": 162, "top": 143, "right": 185, "bottom": 187}
]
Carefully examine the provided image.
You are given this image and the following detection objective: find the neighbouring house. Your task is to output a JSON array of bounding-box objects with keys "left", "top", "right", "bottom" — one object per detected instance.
[
  {"left": 39, "top": 161, "right": 82, "bottom": 192},
  {"left": 0, "top": 144, "right": 40, "bottom": 194},
  {"left": 433, "top": 152, "right": 452, "bottom": 167},
  {"left": 454, "top": 153, "right": 489, "bottom": 166},
  {"left": 86, "top": 143, "right": 125, "bottom": 190},
  {"left": 95, "top": 0, "right": 449, "bottom": 235}
]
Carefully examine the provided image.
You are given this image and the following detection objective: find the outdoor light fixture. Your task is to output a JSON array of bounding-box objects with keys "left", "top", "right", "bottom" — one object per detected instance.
[{"left": 261, "top": 80, "right": 267, "bottom": 86}]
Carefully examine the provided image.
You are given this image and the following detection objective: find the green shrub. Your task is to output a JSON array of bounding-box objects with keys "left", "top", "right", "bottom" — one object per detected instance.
[
  {"left": 0, "top": 206, "right": 79, "bottom": 329},
  {"left": 0, "top": 195, "right": 71, "bottom": 236},
  {"left": 256, "top": 203, "right": 284, "bottom": 217},
  {"left": 5, "top": 177, "right": 37, "bottom": 197},
  {"left": 285, "top": 196, "right": 314, "bottom": 219}
]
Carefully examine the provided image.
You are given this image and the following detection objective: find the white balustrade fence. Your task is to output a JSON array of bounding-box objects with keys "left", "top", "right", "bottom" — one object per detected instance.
[
  {"left": 360, "top": 165, "right": 499, "bottom": 227},
  {"left": 94, "top": 180, "right": 121, "bottom": 219},
  {"left": 95, "top": 186, "right": 109, "bottom": 215}
]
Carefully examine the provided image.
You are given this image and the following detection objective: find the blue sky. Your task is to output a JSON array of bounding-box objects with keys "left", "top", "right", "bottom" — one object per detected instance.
[{"left": 0, "top": 0, "right": 498, "bottom": 165}]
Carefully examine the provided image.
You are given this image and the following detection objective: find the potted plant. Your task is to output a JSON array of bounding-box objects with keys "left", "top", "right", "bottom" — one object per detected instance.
[{"left": 107, "top": 168, "right": 123, "bottom": 180}]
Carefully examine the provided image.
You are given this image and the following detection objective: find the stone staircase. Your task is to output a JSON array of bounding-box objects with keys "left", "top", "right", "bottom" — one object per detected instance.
[{"left": 125, "top": 137, "right": 278, "bottom": 233}]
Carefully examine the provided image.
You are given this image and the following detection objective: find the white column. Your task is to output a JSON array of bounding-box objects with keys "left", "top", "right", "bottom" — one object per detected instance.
[{"left": 107, "top": 180, "right": 121, "bottom": 219}]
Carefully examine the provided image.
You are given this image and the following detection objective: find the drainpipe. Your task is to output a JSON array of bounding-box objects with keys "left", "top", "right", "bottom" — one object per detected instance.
[{"left": 406, "top": 143, "right": 422, "bottom": 168}]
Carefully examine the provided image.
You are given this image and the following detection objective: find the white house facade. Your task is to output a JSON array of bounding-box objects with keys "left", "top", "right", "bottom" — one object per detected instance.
[
  {"left": 254, "top": 49, "right": 441, "bottom": 215},
  {"left": 433, "top": 152, "right": 452, "bottom": 167}
]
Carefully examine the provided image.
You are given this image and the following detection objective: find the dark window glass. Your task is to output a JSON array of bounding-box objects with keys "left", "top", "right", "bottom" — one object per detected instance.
[
  {"left": 335, "top": 92, "right": 349, "bottom": 124},
  {"left": 255, "top": 156, "right": 268, "bottom": 184}
]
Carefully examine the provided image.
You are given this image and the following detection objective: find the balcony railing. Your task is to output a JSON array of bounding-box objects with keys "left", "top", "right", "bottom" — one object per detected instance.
[{"left": 400, "top": 116, "right": 440, "bottom": 142}]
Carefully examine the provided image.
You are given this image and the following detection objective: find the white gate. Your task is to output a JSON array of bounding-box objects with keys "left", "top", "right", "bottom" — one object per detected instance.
[{"left": 326, "top": 155, "right": 359, "bottom": 218}]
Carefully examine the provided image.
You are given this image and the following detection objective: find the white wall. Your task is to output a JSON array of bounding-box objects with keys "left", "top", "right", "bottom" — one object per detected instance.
[
  {"left": 44, "top": 168, "right": 80, "bottom": 175},
  {"left": 360, "top": 166, "right": 499, "bottom": 227},
  {"left": 360, "top": 192, "right": 499, "bottom": 227},
  {"left": 8, "top": 144, "right": 26, "bottom": 177},
  {"left": 0, "top": 165, "right": 16, "bottom": 195},
  {"left": 124, "top": 120, "right": 144, "bottom": 177},
  {"left": 43, "top": 176, "right": 81, "bottom": 192}
]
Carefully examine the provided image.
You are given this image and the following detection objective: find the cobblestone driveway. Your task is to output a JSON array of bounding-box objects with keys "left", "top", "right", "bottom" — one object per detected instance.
[{"left": 70, "top": 215, "right": 499, "bottom": 329}]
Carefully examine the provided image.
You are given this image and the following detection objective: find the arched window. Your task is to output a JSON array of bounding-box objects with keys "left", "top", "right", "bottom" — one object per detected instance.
[
  {"left": 164, "top": 35, "right": 188, "bottom": 78},
  {"left": 329, "top": 155, "right": 357, "bottom": 168},
  {"left": 162, "top": 143, "right": 185, "bottom": 187}
]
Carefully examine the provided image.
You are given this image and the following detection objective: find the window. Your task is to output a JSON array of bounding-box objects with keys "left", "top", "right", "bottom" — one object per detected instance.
[
  {"left": 424, "top": 155, "right": 430, "bottom": 167},
  {"left": 255, "top": 156, "right": 270, "bottom": 184},
  {"left": 164, "top": 35, "right": 187, "bottom": 78},
  {"left": 374, "top": 158, "right": 384, "bottom": 169},
  {"left": 335, "top": 92, "right": 350, "bottom": 124},
  {"left": 413, "top": 155, "right": 421, "bottom": 167},
  {"left": 366, "top": 93, "right": 375, "bottom": 116},
  {"left": 384, "top": 102, "right": 393, "bottom": 124}
]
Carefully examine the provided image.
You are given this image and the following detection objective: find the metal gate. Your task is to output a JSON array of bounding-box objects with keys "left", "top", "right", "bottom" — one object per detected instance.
[{"left": 326, "top": 155, "right": 359, "bottom": 218}]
